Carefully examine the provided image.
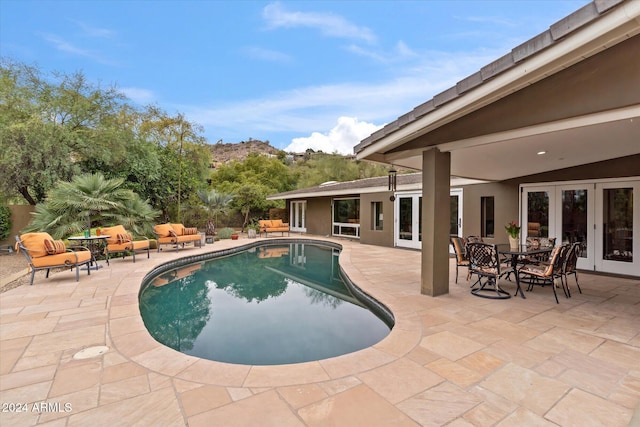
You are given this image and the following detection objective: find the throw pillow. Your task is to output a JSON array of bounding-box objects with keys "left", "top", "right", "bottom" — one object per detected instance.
[{"left": 44, "top": 239, "right": 67, "bottom": 255}]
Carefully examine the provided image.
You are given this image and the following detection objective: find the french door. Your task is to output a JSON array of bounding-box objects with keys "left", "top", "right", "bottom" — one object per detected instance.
[
  {"left": 521, "top": 178, "right": 639, "bottom": 275},
  {"left": 395, "top": 190, "right": 463, "bottom": 250},
  {"left": 595, "top": 181, "right": 639, "bottom": 275},
  {"left": 396, "top": 193, "right": 422, "bottom": 249},
  {"left": 290, "top": 201, "right": 306, "bottom": 233}
]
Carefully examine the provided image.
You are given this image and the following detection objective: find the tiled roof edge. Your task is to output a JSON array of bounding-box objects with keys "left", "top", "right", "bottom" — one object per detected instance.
[{"left": 355, "top": 0, "right": 623, "bottom": 154}]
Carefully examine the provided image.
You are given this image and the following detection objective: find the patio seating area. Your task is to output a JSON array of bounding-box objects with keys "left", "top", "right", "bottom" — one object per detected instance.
[{"left": 1, "top": 235, "right": 638, "bottom": 426}]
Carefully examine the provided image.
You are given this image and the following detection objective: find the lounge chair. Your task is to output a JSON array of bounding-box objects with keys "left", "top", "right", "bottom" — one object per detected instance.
[
  {"left": 15, "top": 233, "right": 92, "bottom": 286},
  {"left": 153, "top": 223, "right": 202, "bottom": 252},
  {"left": 98, "top": 225, "right": 150, "bottom": 263}
]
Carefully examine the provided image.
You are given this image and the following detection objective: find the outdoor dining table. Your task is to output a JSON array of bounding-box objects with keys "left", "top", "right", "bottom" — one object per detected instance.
[
  {"left": 67, "top": 235, "right": 110, "bottom": 270},
  {"left": 498, "top": 244, "right": 554, "bottom": 299}
]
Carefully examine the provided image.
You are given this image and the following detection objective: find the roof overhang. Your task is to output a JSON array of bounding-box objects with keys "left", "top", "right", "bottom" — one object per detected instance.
[{"left": 355, "top": 1, "right": 640, "bottom": 181}]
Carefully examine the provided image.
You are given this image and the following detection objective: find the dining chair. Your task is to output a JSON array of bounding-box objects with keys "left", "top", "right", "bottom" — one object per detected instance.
[
  {"left": 562, "top": 242, "right": 582, "bottom": 296},
  {"left": 450, "top": 236, "right": 470, "bottom": 284},
  {"left": 466, "top": 242, "right": 516, "bottom": 299},
  {"left": 519, "top": 244, "right": 569, "bottom": 304}
]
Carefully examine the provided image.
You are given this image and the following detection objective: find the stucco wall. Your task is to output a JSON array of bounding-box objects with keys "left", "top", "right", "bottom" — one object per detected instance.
[
  {"left": 304, "top": 197, "right": 332, "bottom": 236},
  {"left": 461, "top": 182, "right": 519, "bottom": 245},
  {"left": 1, "top": 205, "right": 35, "bottom": 247},
  {"left": 359, "top": 192, "right": 395, "bottom": 247}
]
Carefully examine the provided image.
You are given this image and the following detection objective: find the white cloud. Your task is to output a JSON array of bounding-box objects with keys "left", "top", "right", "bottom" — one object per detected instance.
[
  {"left": 263, "top": 2, "right": 376, "bottom": 43},
  {"left": 180, "top": 45, "right": 502, "bottom": 150},
  {"left": 283, "top": 117, "right": 382, "bottom": 155},
  {"left": 75, "top": 21, "right": 116, "bottom": 38},
  {"left": 120, "top": 87, "right": 155, "bottom": 105},
  {"left": 242, "top": 46, "right": 292, "bottom": 63},
  {"left": 40, "top": 33, "right": 117, "bottom": 65}
]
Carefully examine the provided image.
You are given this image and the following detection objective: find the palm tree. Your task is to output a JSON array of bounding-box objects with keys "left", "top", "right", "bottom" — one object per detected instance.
[
  {"left": 26, "top": 173, "right": 158, "bottom": 238},
  {"left": 197, "top": 189, "right": 233, "bottom": 236}
]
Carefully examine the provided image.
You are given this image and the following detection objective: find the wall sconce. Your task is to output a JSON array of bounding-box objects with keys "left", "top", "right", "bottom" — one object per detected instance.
[
  {"left": 388, "top": 166, "right": 397, "bottom": 192},
  {"left": 388, "top": 166, "right": 397, "bottom": 201}
]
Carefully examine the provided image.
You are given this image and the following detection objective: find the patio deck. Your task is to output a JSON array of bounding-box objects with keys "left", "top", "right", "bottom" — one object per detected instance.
[{"left": 1, "top": 236, "right": 638, "bottom": 426}]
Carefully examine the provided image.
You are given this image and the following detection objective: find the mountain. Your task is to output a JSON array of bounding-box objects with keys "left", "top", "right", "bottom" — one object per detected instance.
[{"left": 207, "top": 139, "right": 284, "bottom": 167}]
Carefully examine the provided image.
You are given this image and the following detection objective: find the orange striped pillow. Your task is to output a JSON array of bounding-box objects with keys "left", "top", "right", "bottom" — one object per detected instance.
[
  {"left": 116, "top": 233, "right": 133, "bottom": 244},
  {"left": 44, "top": 239, "right": 67, "bottom": 255}
]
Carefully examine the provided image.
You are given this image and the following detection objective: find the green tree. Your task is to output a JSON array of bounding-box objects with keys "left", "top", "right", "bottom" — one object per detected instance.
[
  {"left": 291, "top": 153, "right": 388, "bottom": 189},
  {"left": 197, "top": 189, "right": 234, "bottom": 236},
  {"left": 137, "top": 106, "right": 211, "bottom": 222},
  {"left": 0, "top": 58, "right": 132, "bottom": 204},
  {"left": 25, "top": 173, "right": 159, "bottom": 239}
]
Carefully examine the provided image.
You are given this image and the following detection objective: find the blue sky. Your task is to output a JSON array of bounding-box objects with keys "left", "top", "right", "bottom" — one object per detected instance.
[{"left": 1, "top": 0, "right": 589, "bottom": 154}]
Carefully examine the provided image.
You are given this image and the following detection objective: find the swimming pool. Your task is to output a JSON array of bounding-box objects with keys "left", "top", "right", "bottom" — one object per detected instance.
[{"left": 139, "top": 240, "right": 393, "bottom": 365}]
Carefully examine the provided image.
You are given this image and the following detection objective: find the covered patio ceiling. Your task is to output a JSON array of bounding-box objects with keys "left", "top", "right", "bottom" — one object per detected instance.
[{"left": 355, "top": 1, "right": 640, "bottom": 181}]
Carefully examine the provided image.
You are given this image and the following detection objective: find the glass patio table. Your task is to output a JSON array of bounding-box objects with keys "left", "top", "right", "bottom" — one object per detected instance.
[
  {"left": 497, "top": 244, "right": 553, "bottom": 299},
  {"left": 67, "top": 235, "right": 110, "bottom": 270}
]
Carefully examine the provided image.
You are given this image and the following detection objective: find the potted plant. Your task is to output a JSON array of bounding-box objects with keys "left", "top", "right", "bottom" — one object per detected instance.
[
  {"left": 505, "top": 221, "right": 521, "bottom": 249},
  {"left": 231, "top": 232, "right": 239, "bottom": 240}
]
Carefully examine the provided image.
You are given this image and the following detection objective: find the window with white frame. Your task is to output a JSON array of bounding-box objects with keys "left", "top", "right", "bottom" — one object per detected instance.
[
  {"left": 371, "top": 201, "right": 383, "bottom": 231},
  {"left": 332, "top": 198, "right": 360, "bottom": 237}
]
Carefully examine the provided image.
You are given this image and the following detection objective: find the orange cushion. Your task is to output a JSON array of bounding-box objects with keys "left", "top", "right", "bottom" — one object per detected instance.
[
  {"left": 171, "top": 223, "right": 185, "bottom": 236},
  {"left": 259, "top": 220, "right": 272, "bottom": 229},
  {"left": 271, "top": 219, "right": 283, "bottom": 227},
  {"left": 31, "top": 250, "right": 92, "bottom": 268},
  {"left": 20, "top": 232, "right": 54, "bottom": 258},
  {"left": 101, "top": 225, "right": 128, "bottom": 244},
  {"left": 44, "top": 239, "right": 67, "bottom": 255},
  {"left": 154, "top": 223, "right": 176, "bottom": 238}
]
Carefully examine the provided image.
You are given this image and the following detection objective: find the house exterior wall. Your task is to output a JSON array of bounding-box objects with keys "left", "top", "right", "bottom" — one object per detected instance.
[
  {"left": 360, "top": 191, "right": 395, "bottom": 247},
  {"left": 304, "top": 197, "right": 332, "bottom": 236},
  {"left": 461, "top": 182, "right": 519, "bottom": 245},
  {"left": 285, "top": 156, "right": 638, "bottom": 250}
]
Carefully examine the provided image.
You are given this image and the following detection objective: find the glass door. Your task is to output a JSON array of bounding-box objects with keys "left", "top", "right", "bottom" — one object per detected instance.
[
  {"left": 395, "top": 193, "right": 421, "bottom": 249},
  {"left": 522, "top": 187, "right": 553, "bottom": 244},
  {"left": 290, "top": 201, "right": 306, "bottom": 232},
  {"left": 449, "top": 189, "right": 463, "bottom": 253},
  {"left": 595, "top": 181, "right": 639, "bottom": 275},
  {"left": 556, "top": 184, "right": 594, "bottom": 270}
]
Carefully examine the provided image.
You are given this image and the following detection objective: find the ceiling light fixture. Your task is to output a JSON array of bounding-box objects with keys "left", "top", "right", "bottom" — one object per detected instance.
[{"left": 537, "top": 151, "right": 547, "bottom": 155}]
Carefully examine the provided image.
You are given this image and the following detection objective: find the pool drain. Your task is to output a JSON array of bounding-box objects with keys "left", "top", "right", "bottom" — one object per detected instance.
[{"left": 73, "top": 346, "right": 109, "bottom": 360}]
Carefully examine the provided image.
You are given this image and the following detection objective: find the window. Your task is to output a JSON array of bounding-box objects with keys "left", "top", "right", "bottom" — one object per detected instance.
[
  {"left": 481, "top": 196, "right": 495, "bottom": 238},
  {"left": 371, "top": 201, "right": 383, "bottom": 231},
  {"left": 333, "top": 198, "right": 360, "bottom": 237}
]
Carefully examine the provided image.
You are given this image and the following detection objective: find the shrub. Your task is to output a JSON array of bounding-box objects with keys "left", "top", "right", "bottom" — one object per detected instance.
[
  {"left": 0, "top": 205, "right": 11, "bottom": 240},
  {"left": 217, "top": 227, "right": 236, "bottom": 239}
]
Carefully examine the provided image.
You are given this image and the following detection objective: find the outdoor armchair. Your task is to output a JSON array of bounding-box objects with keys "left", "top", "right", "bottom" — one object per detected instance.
[
  {"left": 153, "top": 223, "right": 202, "bottom": 252},
  {"left": 466, "top": 242, "right": 517, "bottom": 299},
  {"left": 98, "top": 225, "right": 150, "bottom": 263},
  {"left": 15, "top": 233, "right": 92, "bottom": 286}
]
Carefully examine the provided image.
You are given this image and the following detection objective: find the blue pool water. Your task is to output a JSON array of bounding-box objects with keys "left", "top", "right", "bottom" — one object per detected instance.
[{"left": 139, "top": 242, "right": 392, "bottom": 365}]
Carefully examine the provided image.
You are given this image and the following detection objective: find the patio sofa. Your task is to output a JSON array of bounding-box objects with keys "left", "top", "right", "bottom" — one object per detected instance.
[
  {"left": 15, "top": 233, "right": 92, "bottom": 285},
  {"left": 98, "top": 225, "right": 150, "bottom": 264},
  {"left": 259, "top": 219, "right": 290, "bottom": 237},
  {"left": 153, "top": 223, "right": 202, "bottom": 252}
]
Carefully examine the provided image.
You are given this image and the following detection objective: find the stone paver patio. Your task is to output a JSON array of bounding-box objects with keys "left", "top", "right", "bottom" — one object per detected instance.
[{"left": 1, "top": 236, "right": 639, "bottom": 426}]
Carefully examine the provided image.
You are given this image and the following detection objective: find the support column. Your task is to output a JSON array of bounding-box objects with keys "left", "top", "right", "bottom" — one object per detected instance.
[{"left": 421, "top": 148, "right": 451, "bottom": 296}]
